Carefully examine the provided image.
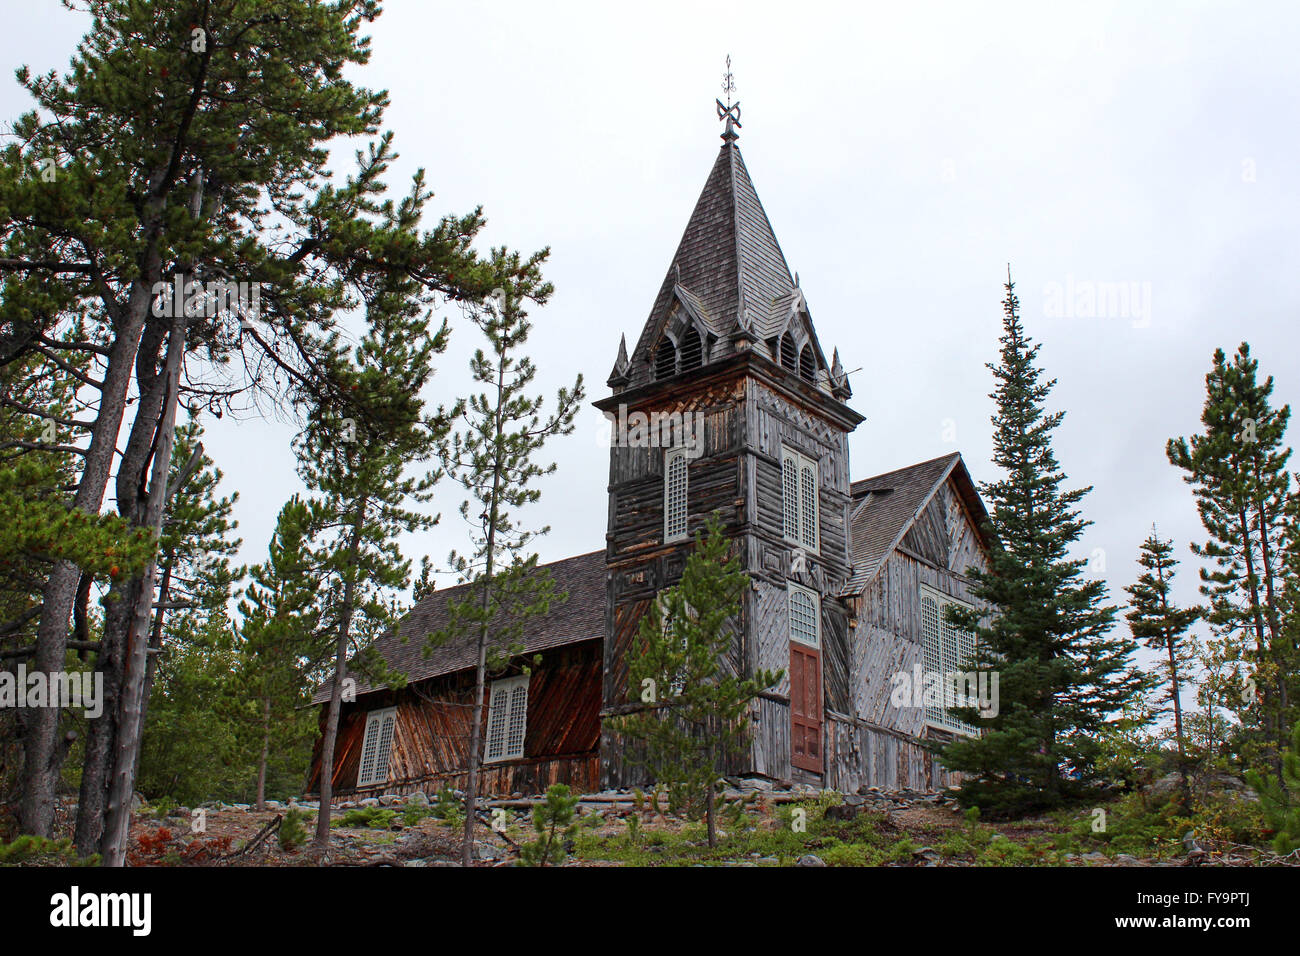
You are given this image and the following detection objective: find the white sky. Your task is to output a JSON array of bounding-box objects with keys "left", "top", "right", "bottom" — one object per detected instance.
[{"left": 6, "top": 1, "right": 1299, "bottom": 665}]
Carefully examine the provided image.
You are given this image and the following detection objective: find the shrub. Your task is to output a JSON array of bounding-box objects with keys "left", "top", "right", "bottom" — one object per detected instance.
[
  {"left": 518, "top": 784, "right": 582, "bottom": 867},
  {"left": 279, "top": 807, "right": 309, "bottom": 851},
  {"left": 1245, "top": 720, "right": 1300, "bottom": 854},
  {"left": 333, "top": 806, "right": 397, "bottom": 829}
]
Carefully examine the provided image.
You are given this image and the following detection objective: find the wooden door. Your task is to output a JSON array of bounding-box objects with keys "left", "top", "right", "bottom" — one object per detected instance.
[{"left": 790, "top": 643, "right": 823, "bottom": 773}]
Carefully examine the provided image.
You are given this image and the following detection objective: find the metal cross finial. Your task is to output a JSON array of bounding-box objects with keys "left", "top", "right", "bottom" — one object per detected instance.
[
  {"left": 721, "top": 54, "right": 736, "bottom": 108},
  {"left": 716, "top": 54, "right": 741, "bottom": 143}
]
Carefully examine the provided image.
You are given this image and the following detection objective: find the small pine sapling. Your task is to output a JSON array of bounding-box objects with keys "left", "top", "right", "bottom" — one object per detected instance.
[{"left": 517, "top": 784, "right": 581, "bottom": 867}]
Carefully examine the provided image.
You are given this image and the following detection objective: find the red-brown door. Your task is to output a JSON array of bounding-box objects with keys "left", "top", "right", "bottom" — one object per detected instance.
[{"left": 790, "top": 643, "right": 823, "bottom": 773}]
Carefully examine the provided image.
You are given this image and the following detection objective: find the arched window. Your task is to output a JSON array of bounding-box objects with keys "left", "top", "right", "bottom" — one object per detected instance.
[
  {"left": 679, "top": 327, "right": 703, "bottom": 372},
  {"left": 780, "top": 333, "right": 797, "bottom": 370},
  {"left": 664, "top": 448, "right": 688, "bottom": 542},
  {"left": 654, "top": 338, "right": 677, "bottom": 380},
  {"left": 788, "top": 586, "right": 819, "bottom": 647},
  {"left": 799, "top": 344, "right": 816, "bottom": 384}
]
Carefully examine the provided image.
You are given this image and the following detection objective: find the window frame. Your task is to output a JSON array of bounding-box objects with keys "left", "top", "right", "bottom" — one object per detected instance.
[
  {"left": 484, "top": 674, "right": 529, "bottom": 764},
  {"left": 781, "top": 446, "right": 820, "bottom": 553},
  {"left": 357, "top": 706, "right": 397, "bottom": 788},
  {"left": 787, "top": 582, "right": 821, "bottom": 647},
  {"left": 919, "top": 584, "right": 979, "bottom": 736},
  {"left": 664, "top": 447, "right": 689, "bottom": 543}
]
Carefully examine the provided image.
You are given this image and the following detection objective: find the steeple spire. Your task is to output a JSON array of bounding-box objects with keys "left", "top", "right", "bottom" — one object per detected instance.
[{"left": 716, "top": 54, "right": 742, "bottom": 144}]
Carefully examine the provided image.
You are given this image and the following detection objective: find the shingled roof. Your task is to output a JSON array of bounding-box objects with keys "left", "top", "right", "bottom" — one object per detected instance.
[
  {"left": 842, "top": 453, "right": 986, "bottom": 595},
  {"left": 620, "top": 138, "right": 839, "bottom": 393},
  {"left": 311, "top": 550, "right": 606, "bottom": 704}
]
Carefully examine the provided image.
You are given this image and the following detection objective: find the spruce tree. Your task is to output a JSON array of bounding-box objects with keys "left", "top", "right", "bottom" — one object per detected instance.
[
  {"left": 427, "top": 281, "right": 583, "bottom": 867},
  {"left": 1167, "top": 343, "right": 1296, "bottom": 774},
  {"left": 941, "top": 271, "right": 1143, "bottom": 815},
  {"left": 1124, "top": 528, "right": 1200, "bottom": 804},
  {"left": 613, "top": 512, "right": 782, "bottom": 848}
]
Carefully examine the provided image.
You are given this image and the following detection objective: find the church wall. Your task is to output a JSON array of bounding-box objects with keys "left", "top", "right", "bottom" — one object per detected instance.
[
  {"left": 836, "top": 475, "right": 990, "bottom": 791},
  {"left": 306, "top": 640, "right": 602, "bottom": 799}
]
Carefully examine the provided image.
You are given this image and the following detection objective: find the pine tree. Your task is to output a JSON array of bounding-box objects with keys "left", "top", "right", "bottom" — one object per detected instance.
[
  {"left": 1, "top": 0, "right": 545, "bottom": 841},
  {"left": 73, "top": 416, "right": 241, "bottom": 854},
  {"left": 299, "top": 268, "right": 451, "bottom": 849},
  {"left": 941, "top": 270, "right": 1144, "bottom": 815},
  {"left": 236, "top": 496, "right": 327, "bottom": 812},
  {"left": 613, "top": 512, "right": 782, "bottom": 848},
  {"left": 427, "top": 280, "right": 583, "bottom": 867},
  {"left": 1124, "top": 528, "right": 1201, "bottom": 804},
  {"left": 1167, "top": 343, "right": 1296, "bottom": 774}
]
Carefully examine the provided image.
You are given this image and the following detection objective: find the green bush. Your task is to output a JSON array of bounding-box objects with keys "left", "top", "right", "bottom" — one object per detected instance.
[
  {"left": 279, "top": 806, "right": 310, "bottom": 851},
  {"left": 0, "top": 836, "right": 98, "bottom": 866},
  {"left": 333, "top": 806, "right": 397, "bottom": 829},
  {"left": 430, "top": 788, "right": 465, "bottom": 829},
  {"left": 1245, "top": 720, "right": 1300, "bottom": 854}
]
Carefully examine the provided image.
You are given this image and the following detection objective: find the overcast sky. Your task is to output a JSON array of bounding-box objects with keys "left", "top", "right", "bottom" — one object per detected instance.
[{"left": 5, "top": 1, "right": 1299, "bottom": 641}]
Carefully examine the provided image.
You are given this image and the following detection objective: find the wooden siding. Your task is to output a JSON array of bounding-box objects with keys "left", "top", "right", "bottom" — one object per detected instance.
[
  {"left": 839, "top": 476, "right": 990, "bottom": 789},
  {"left": 308, "top": 640, "right": 602, "bottom": 798}
]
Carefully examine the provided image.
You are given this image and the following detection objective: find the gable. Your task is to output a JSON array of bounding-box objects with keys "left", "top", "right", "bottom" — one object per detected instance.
[{"left": 841, "top": 453, "right": 989, "bottom": 595}]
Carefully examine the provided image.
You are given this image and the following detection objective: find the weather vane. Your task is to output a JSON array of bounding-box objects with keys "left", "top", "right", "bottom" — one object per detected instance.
[{"left": 716, "top": 54, "right": 741, "bottom": 143}]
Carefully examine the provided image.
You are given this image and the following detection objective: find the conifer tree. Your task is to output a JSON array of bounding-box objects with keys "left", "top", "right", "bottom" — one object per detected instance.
[
  {"left": 236, "top": 496, "right": 326, "bottom": 811},
  {"left": 614, "top": 512, "right": 781, "bottom": 848},
  {"left": 1124, "top": 528, "right": 1201, "bottom": 804},
  {"left": 427, "top": 281, "right": 583, "bottom": 867},
  {"left": 941, "top": 271, "right": 1144, "bottom": 815},
  {"left": 299, "top": 268, "right": 450, "bottom": 849},
  {"left": 1167, "top": 343, "right": 1296, "bottom": 774},
  {"left": 74, "top": 416, "right": 240, "bottom": 854},
  {"left": 1, "top": 0, "right": 544, "bottom": 840}
]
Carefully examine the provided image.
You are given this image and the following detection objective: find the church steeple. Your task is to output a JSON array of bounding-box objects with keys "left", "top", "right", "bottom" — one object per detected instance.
[{"left": 621, "top": 94, "right": 846, "bottom": 400}]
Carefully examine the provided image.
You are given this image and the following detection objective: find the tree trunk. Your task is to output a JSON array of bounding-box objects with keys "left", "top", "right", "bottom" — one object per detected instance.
[
  {"left": 461, "top": 354, "right": 509, "bottom": 867},
  {"left": 74, "top": 320, "right": 176, "bottom": 855},
  {"left": 314, "top": 501, "right": 368, "bottom": 848},
  {"left": 101, "top": 306, "right": 188, "bottom": 867},
  {"left": 72, "top": 575, "right": 140, "bottom": 856},
  {"left": 1237, "top": 506, "right": 1278, "bottom": 775},
  {"left": 256, "top": 697, "right": 271, "bottom": 811},
  {"left": 19, "top": 310, "right": 146, "bottom": 837}
]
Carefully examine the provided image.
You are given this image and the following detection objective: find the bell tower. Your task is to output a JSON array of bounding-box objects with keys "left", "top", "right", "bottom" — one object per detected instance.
[{"left": 595, "top": 77, "right": 864, "bottom": 786}]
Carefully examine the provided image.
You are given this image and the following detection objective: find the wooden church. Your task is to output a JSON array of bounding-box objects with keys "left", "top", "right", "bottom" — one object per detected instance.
[{"left": 307, "top": 106, "right": 992, "bottom": 799}]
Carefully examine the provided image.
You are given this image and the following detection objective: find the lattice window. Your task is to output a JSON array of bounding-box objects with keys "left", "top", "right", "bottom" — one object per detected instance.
[
  {"left": 357, "top": 707, "right": 397, "bottom": 787},
  {"left": 664, "top": 448, "right": 688, "bottom": 542},
  {"left": 507, "top": 681, "right": 528, "bottom": 758},
  {"left": 788, "top": 584, "right": 820, "bottom": 647},
  {"left": 800, "top": 460, "right": 818, "bottom": 549},
  {"left": 781, "top": 447, "right": 819, "bottom": 553},
  {"left": 920, "top": 587, "right": 979, "bottom": 734},
  {"left": 920, "top": 596, "right": 944, "bottom": 727},
  {"left": 486, "top": 675, "right": 528, "bottom": 763},
  {"left": 781, "top": 452, "right": 799, "bottom": 540}
]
